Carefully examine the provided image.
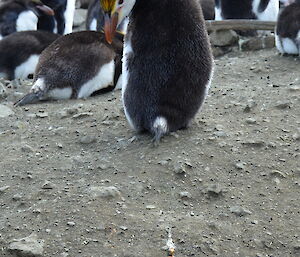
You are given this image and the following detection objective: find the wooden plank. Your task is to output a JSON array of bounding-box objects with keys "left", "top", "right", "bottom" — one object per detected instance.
[{"left": 205, "top": 20, "right": 277, "bottom": 32}]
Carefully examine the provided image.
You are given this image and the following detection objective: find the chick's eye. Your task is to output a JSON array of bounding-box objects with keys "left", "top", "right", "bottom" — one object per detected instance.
[{"left": 118, "top": 0, "right": 124, "bottom": 4}]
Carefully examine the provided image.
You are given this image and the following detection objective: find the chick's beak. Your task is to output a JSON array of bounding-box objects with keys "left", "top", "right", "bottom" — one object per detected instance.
[{"left": 104, "top": 11, "right": 119, "bottom": 44}]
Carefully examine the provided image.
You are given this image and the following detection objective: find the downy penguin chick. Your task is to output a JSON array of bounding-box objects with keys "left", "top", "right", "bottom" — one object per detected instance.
[
  {"left": 215, "top": 0, "right": 279, "bottom": 21},
  {"left": 101, "top": 0, "right": 213, "bottom": 143},
  {"left": 0, "top": 30, "right": 59, "bottom": 80},
  {"left": 14, "top": 31, "right": 123, "bottom": 106},
  {"left": 0, "top": 0, "right": 54, "bottom": 39},
  {"left": 276, "top": 0, "right": 300, "bottom": 55}
]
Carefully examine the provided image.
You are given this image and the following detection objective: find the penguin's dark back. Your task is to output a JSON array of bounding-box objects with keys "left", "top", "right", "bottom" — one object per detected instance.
[
  {"left": 216, "top": 0, "right": 257, "bottom": 19},
  {"left": 0, "top": 30, "right": 59, "bottom": 79},
  {"left": 35, "top": 31, "right": 120, "bottom": 95},
  {"left": 276, "top": 2, "right": 300, "bottom": 38},
  {"left": 127, "top": 0, "right": 213, "bottom": 130}
]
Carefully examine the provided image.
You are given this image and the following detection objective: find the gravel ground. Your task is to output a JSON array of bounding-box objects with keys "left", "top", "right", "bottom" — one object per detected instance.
[{"left": 0, "top": 48, "right": 299, "bottom": 257}]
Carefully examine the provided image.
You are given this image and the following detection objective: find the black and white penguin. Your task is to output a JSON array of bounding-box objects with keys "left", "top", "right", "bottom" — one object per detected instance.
[
  {"left": 14, "top": 31, "right": 123, "bottom": 106},
  {"left": 86, "top": 0, "right": 127, "bottom": 32},
  {"left": 100, "top": 0, "right": 213, "bottom": 143},
  {"left": 214, "top": 0, "right": 279, "bottom": 21},
  {"left": 38, "top": 0, "right": 76, "bottom": 35},
  {"left": 0, "top": 30, "right": 59, "bottom": 80},
  {"left": 0, "top": 0, "right": 54, "bottom": 39},
  {"left": 276, "top": 0, "right": 300, "bottom": 55}
]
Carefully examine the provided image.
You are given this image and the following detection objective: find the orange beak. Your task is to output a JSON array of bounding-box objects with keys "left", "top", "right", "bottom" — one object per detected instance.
[
  {"left": 104, "top": 12, "right": 119, "bottom": 44},
  {"left": 36, "top": 5, "right": 55, "bottom": 16}
]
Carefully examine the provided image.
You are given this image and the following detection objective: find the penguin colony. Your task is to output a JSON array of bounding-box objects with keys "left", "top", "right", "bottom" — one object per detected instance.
[{"left": 0, "top": 0, "right": 298, "bottom": 142}]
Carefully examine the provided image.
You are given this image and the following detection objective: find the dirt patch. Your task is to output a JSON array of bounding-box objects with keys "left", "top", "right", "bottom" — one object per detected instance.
[{"left": 0, "top": 49, "right": 299, "bottom": 257}]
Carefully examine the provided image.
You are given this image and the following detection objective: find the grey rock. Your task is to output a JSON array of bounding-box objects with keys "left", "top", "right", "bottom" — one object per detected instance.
[
  {"left": 73, "top": 9, "right": 87, "bottom": 27},
  {"left": 41, "top": 181, "right": 55, "bottom": 189},
  {"left": 0, "top": 82, "right": 7, "bottom": 99},
  {"left": 67, "top": 221, "right": 76, "bottom": 227},
  {"left": 240, "top": 38, "right": 263, "bottom": 51},
  {"left": 8, "top": 233, "right": 44, "bottom": 256},
  {"left": 0, "top": 185, "right": 10, "bottom": 193},
  {"left": 245, "top": 118, "right": 257, "bottom": 124},
  {"left": 210, "top": 30, "right": 238, "bottom": 47},
  {"left": 275, "top": 101, "right": 291, "bottom": 109},
  {"left": 235, "top": 162, "right": 246, "bottom": 170},
  {"left": 146, "top": 205, "right": 156, "bottom": 210},
  {"left": 36, "top": 112, "right": 48, "bottom": 118},
  {"left": 21, "top": 144, "right": 34, "bottom": 153},
  {"left": 179, "top": 191, "right": 192, "bottom": 199},
  {"left": 79, "top": 135, "right": 97, "bottom": 144},
  {"left": 206, "top": 184, "right": 224, "bottom": 196},
  {"left": 0, "top": 104, "right": 14, "bottom": 118},
  {"left": 173, "top": 162, "right": 187, "bottom": 174},
  {"left": 89, "top": 186, "right": 121, "bottom": 198},
  {"left": 230, "top": 206, "right": 252, "bottom": 216}
]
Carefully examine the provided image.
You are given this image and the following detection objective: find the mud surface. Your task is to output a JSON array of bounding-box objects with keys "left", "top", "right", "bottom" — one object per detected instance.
[{"left": 0, "top": 49, "right": 299, "bottom": 257}]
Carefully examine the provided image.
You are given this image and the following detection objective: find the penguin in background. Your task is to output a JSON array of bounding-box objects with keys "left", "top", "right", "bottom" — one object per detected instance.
[
  {"left": 14, "top": 31, "right": 123, "bottom": 106},
  {"left": 0, "top": 0, "right": 54, "bottom": 39},
  {"left": 276, "top": 0, "right": 300, "bottom": 55},
  {"left": 38, "top": 0, "right": 76, "bottom": 35},
  {"left": 0, "top": 30, "right": 59, "bottom": 80},
  {"left": 214, "top": 0, "right": 279, "bottom": 21},
  {"left": 86, "top": 0, "right": 128, "bottom": 33},
  {"left": 100, "top": 0, "right": 213, "bottom": 143}
]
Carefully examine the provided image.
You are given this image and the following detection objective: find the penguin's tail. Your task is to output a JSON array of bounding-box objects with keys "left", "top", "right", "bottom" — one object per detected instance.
[{"left": 152, "top": 116, "right": 168, "bottom": 146}]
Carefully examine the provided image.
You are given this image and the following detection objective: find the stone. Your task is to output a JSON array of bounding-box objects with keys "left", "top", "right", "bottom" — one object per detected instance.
[
  {"left": 275, "top": 101, "right": 291, "bottom": 109},
  {"left": 0, "top": 82, "right": 7, "bottom": 99},
  {"left": 73, "top": 9, "right": 87, "bottom": 27},
  {"left": 41, "top": 181, "right": 55, "bottom": 189},
  {"left": 0, "top": 104, "right": 14, "bottom": 118},
  {"left": 210, "top": 30, "right": 238, "bottom": 47},
  {"left": 8, "top": 233, "right": 44, "bottom": 256},
  {"left": 21, "top": 144, "right": 34, "bottom": 153},
  {"left": 0, "top": 185, "right": 10, "bottom": 193},
  {"left": 245, "top": 118, "right": 257, "bottom": 124},
  {"left": 173, "top": 162, "right": 187, "bottom": 174},
  {"left": 89, "top": 186, "right": 121, "bottom": 198},
  {"left": 206, "top": 184, "right": 224, "bottom": 196},
  {"left": 179, "top": 191, "right": 192, "bottom": 199},
  {"left": 79, "top": 135, "right": 97, "bottom": 144},
  {"left": 230, "top": 206, "right": 252, "bottom": 216},
  {"left": 263, "top": 35, "right": 275, "bottom": 48},
  {"left": 235, "top": 162, "right": 246, "bottom": 170},
  {"left": 146, "top": 205, "right": 157, "bottom": 210},
  {"left": 240, "top": 37, "right": 263, "bottom": 51}
]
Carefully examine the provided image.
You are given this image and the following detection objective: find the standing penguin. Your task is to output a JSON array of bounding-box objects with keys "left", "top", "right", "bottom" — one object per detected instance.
[
  {"left": 100, "top": 0, "right": 213, "bottom": 143},
  {"left": 276, "top": 0, "right": 300, "bottom": 55},
  {"left": 0, "top": 30, "right": 59, "bottom": 80},
  {"left": 0, "top": 0, "right": 54, "bottom": 39},
  {"left": 37, "top": 0, "right": 76, "bottom": 35},
  {"left": 14, "top": 31, "right": 123, "bottom": 106},
  {"left": 214, "top": 0, "right": 279, "bottom": 21}
]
